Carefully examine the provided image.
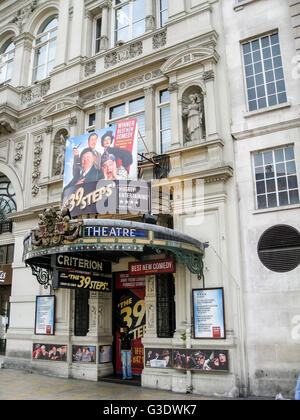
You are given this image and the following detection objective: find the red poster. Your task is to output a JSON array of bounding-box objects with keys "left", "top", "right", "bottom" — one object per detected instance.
[
  {"left": 129, "top": 259, "right": 175, "bottom": 276},
  {"left": 115, "top": 272, "right": 146, "bottom": 376}
]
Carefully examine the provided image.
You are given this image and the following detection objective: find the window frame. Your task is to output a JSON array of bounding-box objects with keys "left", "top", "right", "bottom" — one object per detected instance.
[
  {"left": 252, "top": 145, "right": 300, "bottom": 210},
  {"left": 107, "top": 95, "right": 146, "bottom": 158},
  {"left": 157, "top": 88, "right": 171, "bottom": 155},
  {"left": 93, "top": 15, "right": 102, "bottom": 55},
  {"left": 158, "top": 0, "right": 168, "bottom": 28},
  {"left": 241, "top": 31, "right": 287, "bottom": 113},
  {"left": 32, "top": 15, "right": 58, "bottom": 83},
  {"left": 0, "top": 38, "right": 15, "bottom": 84},
  {"left": 112, "top": 0, "right": 147, "bottom": 46}
]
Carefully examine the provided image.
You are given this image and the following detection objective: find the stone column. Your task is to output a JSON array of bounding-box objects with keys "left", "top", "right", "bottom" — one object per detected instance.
[
  {"left": 88, "top": 292, "right": 112, "bottom": 337},
  {"left": 168, "top": 81, "right": 181, "bottom": 150},
  {"left": 69, "top": 0, "right": 85, "bottom": 63},
  {"left": 143, "top": 85, "right": 156, "bottom": 154},
  {"left": 11, "top": 33, "right": 34, "bottom": 87},
  {"left": 203, "top": 68, "right": 219, "bottom": 141},
  {"left": 53, "top": 0, "right": 70, "bottom": 69},
  {"left": 95, "top": 102, "right": 106, "bottom": 130},
  {"left": 146, "top": 0, "right": 155, "bottom": 31},
  {"left": 144, "top": 275, "right": 157, "bottom": 339},
  {"left": 100, "top": 2, "right": 110, "bottom": 51}
]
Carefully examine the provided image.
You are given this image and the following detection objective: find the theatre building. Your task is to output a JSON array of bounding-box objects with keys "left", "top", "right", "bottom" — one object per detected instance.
[{"left": 0, "top": 0, "right": 299, "bottom": 398}]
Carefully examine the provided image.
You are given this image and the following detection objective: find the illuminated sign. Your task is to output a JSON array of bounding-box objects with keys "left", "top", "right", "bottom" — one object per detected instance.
[{"left": 84, "top": 226, "right": 147, "bottom": 239}]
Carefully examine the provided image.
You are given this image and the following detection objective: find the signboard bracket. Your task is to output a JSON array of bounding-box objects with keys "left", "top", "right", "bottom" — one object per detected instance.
[{"left": 27, "top": 264, "right": 53, "bottom": 289}]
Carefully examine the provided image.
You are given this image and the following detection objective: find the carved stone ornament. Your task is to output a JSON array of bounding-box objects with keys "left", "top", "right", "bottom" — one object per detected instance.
[
  {"left": 14, "top": 142, "right": 24, "bottom": 163},
  {"left": 11, "top": 0, "right": 38, "bottom": 32},
  {"left": 84, "top": 60, "right": 96, "bottom": 77},
  {"left": 32, "top": 135, "right": 43, "bottom": 196},
  {"left": 30, "top": 207, "right": 82, "bottom": 248},
  {"left": 152, "top": 30, "right": 167, "bottom": 49},
  {"left": 104, "top": 41, "right": 143, "bottom": 68},
  {"left": 53, "top": 130, "right": 68, "bottom": 177},
  {"left": 21, "top": 81, "right": 50, "bottom": 104}
]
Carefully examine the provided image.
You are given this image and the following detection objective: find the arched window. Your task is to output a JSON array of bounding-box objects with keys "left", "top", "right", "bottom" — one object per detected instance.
[
  {"left": 0, "top": 38, "right": 15, "bottom": 84},
  {"left": 0, "top": 175, "right": 16, "bottom": 221},
  {"left": 32, "top": 16, "right": 58, "bottom": 82}
]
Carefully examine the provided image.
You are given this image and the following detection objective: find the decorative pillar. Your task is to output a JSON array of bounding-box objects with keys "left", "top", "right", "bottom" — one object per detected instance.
[
  {"left": 168, "top": 80, "right": 181, "bottom": 150},
  {"left": 143, "top": 85, "right": 156, "bottom": 154},
  {"left": 95, "top": 102, "right": 106, "bottom": 130},
  {"left": 53, "top": 0, "right": 70, "bottom": 69},
  {"left": 202, "top": 68, "right": 220, "bottom": 141},
  {"left": 100, "top": 1, "right": 110, "bottom": 51},
  {"left": 146, "top": 0, "right": 155, "bottom": 31},
  {"left": 12, "top": 33, "right": 34, "bottom": 87},
  {"left": 69, "top": 0, "right": 85, "bottom": 62},
  {"left": 88, "top": 292, "right": 112, "bottom": 337},
  {"left": 144, "top": 275, "right": 157, "bottom": 339}
]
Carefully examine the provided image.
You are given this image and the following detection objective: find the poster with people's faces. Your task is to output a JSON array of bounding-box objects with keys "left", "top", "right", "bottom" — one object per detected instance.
[
  {"left": 72, "top": 345, "right": 96, "bottom": 363},
  {"left": 145, "top": 348, "right": 229, "bottom": 372},
  {"left": 63, "top": 119, "right": 138, "bottom": 189},
  {"left": 61, "top": 119, "right": 143, "bottom": 217}
]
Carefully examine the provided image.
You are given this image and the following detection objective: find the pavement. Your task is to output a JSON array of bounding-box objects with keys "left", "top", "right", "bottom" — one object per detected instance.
[{"left": 0, "top": 367, "right": 221, "bottom": 401}]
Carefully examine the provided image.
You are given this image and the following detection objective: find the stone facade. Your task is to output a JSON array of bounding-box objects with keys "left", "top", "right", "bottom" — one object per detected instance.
[{"left": 0, "top": 0, "right": 298, "bottom": 398}]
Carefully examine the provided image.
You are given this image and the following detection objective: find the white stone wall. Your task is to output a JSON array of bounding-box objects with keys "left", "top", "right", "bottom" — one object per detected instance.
[
  {"left": 223, "top": 0, "right": 300, "bottom": 397},
  {"left": 0, "top": 0, "right": 246, "bottom": 396}
]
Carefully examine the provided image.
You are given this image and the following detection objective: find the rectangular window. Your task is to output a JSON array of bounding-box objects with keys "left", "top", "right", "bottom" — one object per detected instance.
[
  {"left": 74, "top": 289, "right": 89, "bottom": 336},
  {"left": 159, "top": 0, "right": 168, "bottom": 27},
  {"left": 242, "top": 33, "right": 287, "bottom": 112},
  {"left": 156, "top": 274, "right": 175, "bottom": 338},
  {"left": 114, "top": 0, "right": 146, "bottom": 45},
  {"left": 95, "top": 17, "right": 102, "bottom": 54},
  {"left": 253, "top": 146, "right": 299, "bottom": 209},
  {"left": 158, "top": 89, "right": 171, "bottom": 154},
  {"left": 108, "top": 97, "right": 145, "bottom": 158}
]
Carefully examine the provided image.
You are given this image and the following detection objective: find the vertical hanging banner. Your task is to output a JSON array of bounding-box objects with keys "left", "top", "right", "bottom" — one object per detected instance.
[{"left": 61, "top": 119, "right": 144, "bottom": 217}]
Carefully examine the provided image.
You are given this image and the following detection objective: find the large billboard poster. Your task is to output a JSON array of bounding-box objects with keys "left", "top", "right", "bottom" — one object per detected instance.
[
  {"left": 61, "top": 119, "right": 139, "bottom": 216},
  {"left": 63, "top": 119, "right": 138, "bottom": 187}
]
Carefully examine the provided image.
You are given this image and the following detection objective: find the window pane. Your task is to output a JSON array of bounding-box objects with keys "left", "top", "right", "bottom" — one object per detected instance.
[
  {"left": 289, "top": 190, "right": 299, "bottom": 204},
  {"left": 161, "top": 129, "right": 171, "bottom": 154},
  {"left": 160, "top": 106, "right": 170, "bottom": 130},
  {"left": 267, "top": 193, "right": 277, "bottom": 207},
  {"left": 257, "top": 195, "right": 267, "bottom": 209},
  {"left": 256, "top": 181, "right": 265, "bottom": 194},
  {"left": 110, "top": 103, "right": 125, "bottom": 119},
  {"left": 48, "top": 40, "right": 56, "bottom": 61},
  {"left": 279, "top": 191, "right": 288, "bottom": 206},
  {"left": 266, "top": 179, "right": 276, "bottom": 193},
  {"left": 116, "top": 26, "right": 130, "bottom": 42},
  {"left": 160, "top": 89, "right": 170, "bottom": 103},
  {"left": 288, "top": 175, "right": 298, "bottom": 190},
  {"left": 263, "top": 151, "right": 273, "bottom": 165},
  {"left": 129, "top": 97, "right": 144, "bottom": 113},
  {"left": 274, "top": 148, "right": 284, "bottom": 162},
  {"left": 254, "top": 153, "right": 263, "bottom": 167},
  {"left": 133, "top": 0, "right": 146, "bottom": 22},
  {"left": 132, "top": 20, "right": 145, "bottom": 38},
  {"left": 284, "top": 147, "right": 295, "bottom": 161},
  {"left": 277, "top": 177, "right": 287, "bottom": 191},
  {"left": 116, "top": 5, "right": 130, "bottom": 29},
  {"left": 255, "top": 167, "right": 264, "bottom": 180}
]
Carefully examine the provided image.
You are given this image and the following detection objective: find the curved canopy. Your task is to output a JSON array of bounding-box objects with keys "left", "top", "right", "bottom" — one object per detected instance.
[{"left": 24, "top": 210, "right": 207, "bottom": 285}]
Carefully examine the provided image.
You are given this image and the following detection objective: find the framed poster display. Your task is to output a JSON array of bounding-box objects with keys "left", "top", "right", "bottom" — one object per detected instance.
[
  {"left": 99, "top": 345, "right": 112, "bottom": 364},
  {"left": 34, "top": 296, "right": 55, "bottom": 335},
  {"left": 192, "top": 288, "right": 226, "bottom": 339}
]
